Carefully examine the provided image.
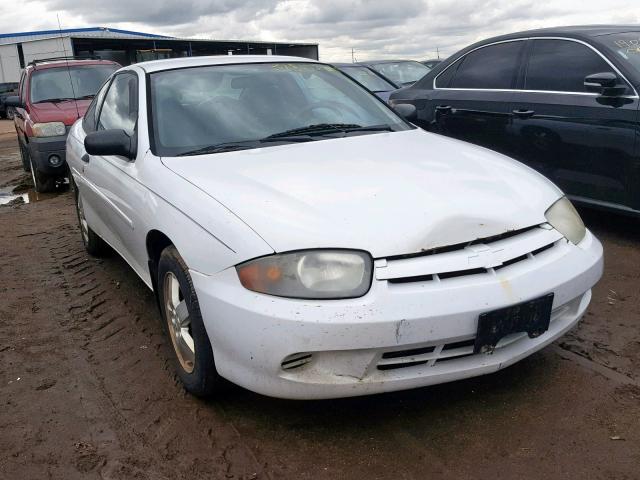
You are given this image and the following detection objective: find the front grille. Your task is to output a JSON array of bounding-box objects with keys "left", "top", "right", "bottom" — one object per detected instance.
[
  {"left": 378, "top": 225, "right": 564, "bottom": 285},
  {"left": 377, "top": 338, "right": 476, "bottom": 370}
]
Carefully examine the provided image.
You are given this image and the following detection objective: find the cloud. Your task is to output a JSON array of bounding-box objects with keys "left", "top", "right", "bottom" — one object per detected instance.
[{"left": 2, "top": 0, "right": 639, "bottom": 62}]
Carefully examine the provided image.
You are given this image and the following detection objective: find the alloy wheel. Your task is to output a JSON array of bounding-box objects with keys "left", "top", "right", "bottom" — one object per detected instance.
[{"left": 163, "top": 271, "right": 195, "bottom": 373}]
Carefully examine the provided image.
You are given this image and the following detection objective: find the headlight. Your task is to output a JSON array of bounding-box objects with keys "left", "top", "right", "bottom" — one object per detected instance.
[
  {"left": 545, "top": 197, "right": 586, "bottom": 245},
  {"left": 32, "top": 122, "right": 66, "bottom": 137},
  {"left": 236, "top": 250, "right": 373, "bottom": 299}
]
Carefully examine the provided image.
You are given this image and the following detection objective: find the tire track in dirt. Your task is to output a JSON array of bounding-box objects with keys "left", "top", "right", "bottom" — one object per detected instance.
[{"left": 48, "top": 214, "right": 268, "bottom": 479}]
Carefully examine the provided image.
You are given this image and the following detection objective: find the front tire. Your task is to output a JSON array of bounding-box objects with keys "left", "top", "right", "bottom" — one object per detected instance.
[
  {"left": 29, "top": 155, "right": 56, "bottom": 193},
  {"left": 157, "top": 245, "right": 222, "bottom": 397},
  {"left": 18, "top": 142, "right": 31, "bottom": 172},
  {"left": 74, "top": 185, "right": 108, "bottom": 256},
  {"left": 5, "top": 107, "right": 15, "bottom": 120}
]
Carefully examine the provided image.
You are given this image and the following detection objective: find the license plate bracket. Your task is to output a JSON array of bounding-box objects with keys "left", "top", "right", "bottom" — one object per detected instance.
[{"left": 474, "top": 293, "right": 554, "bottom": 354}]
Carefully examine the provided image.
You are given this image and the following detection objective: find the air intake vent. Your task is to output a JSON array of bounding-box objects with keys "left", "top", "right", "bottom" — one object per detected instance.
[{"left": 281, "top": 353, "right": 312, "bottom": 371}]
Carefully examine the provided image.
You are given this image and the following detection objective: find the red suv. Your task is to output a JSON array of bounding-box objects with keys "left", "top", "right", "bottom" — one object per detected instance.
[{"left": 6, "top": 58, "right": 120, "bottom": 192}]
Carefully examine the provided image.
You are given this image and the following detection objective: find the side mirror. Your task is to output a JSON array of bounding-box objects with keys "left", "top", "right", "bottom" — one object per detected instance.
[
  {"left": 584, "top": 72, "right": 626, "bottom": 97},
  {"left": 393, "top": 103, "right": 417, "bottom": 121},
  {"left": 4, "top": 96, "right": 23, "bottom": 108},
  {"left": 84, "top": 129, "right": 136, "bottom": 160}
]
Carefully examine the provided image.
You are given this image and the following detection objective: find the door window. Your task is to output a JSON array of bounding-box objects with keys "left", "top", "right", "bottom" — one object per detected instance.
[
  {"left": 97, "top": 73, "right": 138, "bottom": 135},
  {"left": 524, "top": 40, "right": 615, "bottom": 93},
  {"left": 447, "top": 41, "right": 524, "bottom": 89}
]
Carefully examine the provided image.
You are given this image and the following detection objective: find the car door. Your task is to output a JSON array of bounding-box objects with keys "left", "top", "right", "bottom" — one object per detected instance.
[
  {"left": 509, "top": 38, "right": 640, "bottom": 210},
  {"left": 82, "top": 71, "right": 148, "bottom": 277},
  {"left": 428, "top": 40, "right": 526, "bottom": 157}
]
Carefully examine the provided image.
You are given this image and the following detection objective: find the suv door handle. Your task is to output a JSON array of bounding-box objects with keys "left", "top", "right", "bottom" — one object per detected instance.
[
  {"left": 81, "top": 154, "right": 90, "bottom": 163},
  {"left": 512, "top": 109, "right": 535, "bottom": 119},
  {"left": 435, "top": 105, "right": 452, "bottom": 113}
]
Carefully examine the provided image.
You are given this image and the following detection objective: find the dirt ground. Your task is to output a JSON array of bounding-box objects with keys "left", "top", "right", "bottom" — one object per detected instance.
[{"left": 0, "top": 119, "right": 638, "bottom": 480}]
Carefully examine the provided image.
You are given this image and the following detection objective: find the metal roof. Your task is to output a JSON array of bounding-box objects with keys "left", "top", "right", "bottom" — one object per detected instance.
[
  {"left": 0, "top": 27, "right": 317, "bottom": 48},
  {"left": 0, "top": 26, "right": 169, "bottom": 40}
]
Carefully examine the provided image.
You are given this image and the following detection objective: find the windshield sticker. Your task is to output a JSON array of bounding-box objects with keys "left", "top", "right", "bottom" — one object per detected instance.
[{"left": 614, "top": 39, "right": 640, "bottom": 54}]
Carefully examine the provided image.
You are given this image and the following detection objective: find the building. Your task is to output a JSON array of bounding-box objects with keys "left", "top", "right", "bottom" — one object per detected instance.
[{"left": 0, "top": 27, "right": 319, "bottom": 83}]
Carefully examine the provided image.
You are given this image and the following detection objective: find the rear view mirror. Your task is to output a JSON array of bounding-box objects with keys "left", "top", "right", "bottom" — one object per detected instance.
[
  {"left": 85, "top": 129, "right": 136, "bottom": 160},
  {"left": 4, "top": 96, "right": 23, "bottom": 108},
  {"left": 584, "top": 72, "right": 627, "bottom": 97},
  {"left": 393, "top": 103, "right": 417, "bottom": 121}
]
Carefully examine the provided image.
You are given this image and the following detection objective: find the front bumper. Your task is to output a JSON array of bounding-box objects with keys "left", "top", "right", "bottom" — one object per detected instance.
[
  {"left": 192, "top": 230, "right": 603, "bottom": 399},
  {"left": 27, "top": 134, "right": 68, "bottom": 175}
]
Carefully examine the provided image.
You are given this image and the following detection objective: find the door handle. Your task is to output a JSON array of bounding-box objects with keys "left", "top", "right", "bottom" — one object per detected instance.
[
  {"left": 435, "top": 105, "right": 453, "bottom": 113},
  {"left": 512, "top": 109, "right": 535, "bottom": 119},
  {"left": 81, "top": 154, "right": 90, "bottom": 163}
]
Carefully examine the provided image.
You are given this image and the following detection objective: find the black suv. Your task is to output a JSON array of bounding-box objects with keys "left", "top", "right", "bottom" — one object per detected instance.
[
  {"left": 390, "top": 26, "right": 640, "bottom": 216},
  {"left": 0, "top": 82, "right": 19, "bottom": 119}
]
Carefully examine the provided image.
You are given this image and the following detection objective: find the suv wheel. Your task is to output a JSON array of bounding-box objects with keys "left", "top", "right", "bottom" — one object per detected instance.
[
  {"left": 18, "top": 143, "right": 31, "bottom": 172},
  {"left": 158, "top": 245, "right": 222, "bottom": 397},
  {"left": 29, "top": 155, "right": 56, "bottom": 193},
  {"left": 5, "top": 107, "right": 15, "bottom": 120}
]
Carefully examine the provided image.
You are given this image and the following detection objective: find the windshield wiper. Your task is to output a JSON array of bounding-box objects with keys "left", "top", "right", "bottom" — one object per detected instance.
[
  {"left": 265, "top": 123, "right": 393, "bottom": 140},
  {"left": 76, "top": 94, "right": 95, "bottom": 100},
  {"left": 265, "top": 123, "right": 363, "bottom": 139},
  {"left": 34, "top": 97, "right": 76, "bottom": 104},
  {"left": 177, "top": 143, "right": 255, "bottom": 156}
]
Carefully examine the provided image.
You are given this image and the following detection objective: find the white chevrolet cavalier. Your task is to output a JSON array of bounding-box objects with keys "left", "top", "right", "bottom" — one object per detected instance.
[{"left": 66, "top": 56, "right": 603, "bottom": 399}]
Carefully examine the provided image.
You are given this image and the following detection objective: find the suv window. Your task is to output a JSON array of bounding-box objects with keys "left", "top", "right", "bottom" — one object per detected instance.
[
  {"left": 447, "top": 41, "right": 524, "bottom": 89},
  {"left": 97, "top": 73, "right": 138, "bottom": 135},
  {"left": 525, "top": 39, "right": 613, "bottom": 93}
]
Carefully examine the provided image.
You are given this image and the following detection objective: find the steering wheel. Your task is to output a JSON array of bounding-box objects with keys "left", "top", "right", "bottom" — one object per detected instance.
[{"left": 296, "top": 101, "right": 359, "bottom": 123}]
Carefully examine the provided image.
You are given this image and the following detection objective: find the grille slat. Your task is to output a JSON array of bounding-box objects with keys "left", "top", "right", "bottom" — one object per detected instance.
[
  {"left": 378, "top": 225, "right": 563, "bottom": 285},
  {"left": 281, "top": 353, "right": 312, "bottom": 371}
]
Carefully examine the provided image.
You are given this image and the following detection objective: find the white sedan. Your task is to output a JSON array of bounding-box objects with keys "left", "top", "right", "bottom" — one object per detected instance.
[{"left": 66, "top": 56, "right": 603, "bottom": 400}]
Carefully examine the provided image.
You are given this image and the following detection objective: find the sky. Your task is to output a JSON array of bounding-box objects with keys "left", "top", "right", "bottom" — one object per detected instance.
[{"left": 1, "top": 0, "right": 639, "bottom": 62}]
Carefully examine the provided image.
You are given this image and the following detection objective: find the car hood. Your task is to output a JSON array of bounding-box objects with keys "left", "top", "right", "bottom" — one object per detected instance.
[
  {"left": 31, "top": 99, "right": 91, "bottom": 125},
  {"left": 161, "top": 129, "right": 563, "bottom": 258}
]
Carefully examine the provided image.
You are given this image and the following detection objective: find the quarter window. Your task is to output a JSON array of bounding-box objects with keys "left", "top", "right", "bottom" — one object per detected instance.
[
  {"left": 83, "top": 80, "right": 111, "bottom": 133},
  {"left": 97, "top": 73, "right": 138, "bottom": 135},
  {"left": 447, "top": 41, "right": 524, "bottom": 89},
  {"left": 525, "top": 40, "right": 614, "bottom": 93}
]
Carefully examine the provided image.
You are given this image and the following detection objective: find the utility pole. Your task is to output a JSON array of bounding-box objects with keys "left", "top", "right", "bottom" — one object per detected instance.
[
  {"left": 436, "top": 46, "right": 440, "bottom": 59},
  {"left": 351, "top": 48, "right": 355, "bottom": 63}
]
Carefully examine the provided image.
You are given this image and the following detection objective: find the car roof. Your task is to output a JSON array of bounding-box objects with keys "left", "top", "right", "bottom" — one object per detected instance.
[
  {"left": 136, "top": 55, "right": 320, "bottom": 73},
  {"left": 332, "top": 63, "right": 364, "bottom": 67},
  {"left": 30, "top": 59, "right": 120, "bottom": 71},
  {"left": 476, "top": 24, "right": 640, "bottom": 45}
]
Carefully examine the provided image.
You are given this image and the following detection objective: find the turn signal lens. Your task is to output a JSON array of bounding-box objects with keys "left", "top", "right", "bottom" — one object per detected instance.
[{"left": 236, "top": 250, "right": 373, "bottom": 299}]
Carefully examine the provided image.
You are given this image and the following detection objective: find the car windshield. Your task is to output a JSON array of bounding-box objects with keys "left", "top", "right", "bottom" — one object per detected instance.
[
  {"left": 605, "top": 33, "right": 640, "bottom": 76},
  {"left": 339, "top": 66, "right": 396, "bottom": 92},
  {"left": 30, "top": 65, "right": 118, "bottom": 103},
  {"left": 150, "top": 62, "right": 410, "bottom": 157},
  {"left": 369, "top": 61, "right": 431, "bottom": 86}
]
